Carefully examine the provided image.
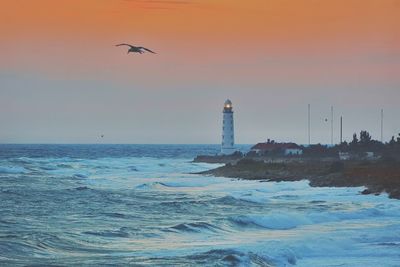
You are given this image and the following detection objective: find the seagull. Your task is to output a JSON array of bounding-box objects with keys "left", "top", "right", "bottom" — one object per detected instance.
[{"left": 116, "top": 43, "right": 156, "bottom": 54}]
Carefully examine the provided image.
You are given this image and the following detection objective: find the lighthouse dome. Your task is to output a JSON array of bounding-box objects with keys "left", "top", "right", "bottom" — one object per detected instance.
[
  {"left": 223, "top": 99, "right": 233, "bottom": 112},
  {"left": 224, "top": 99, "right": 232, "bottom": 108}
]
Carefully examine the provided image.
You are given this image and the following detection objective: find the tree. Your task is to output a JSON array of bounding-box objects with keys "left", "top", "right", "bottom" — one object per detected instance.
[
  {"left": 390, "top": 136, "right": 396, "bottom": 145},
  {"left": 350, "top": 133, "right": 358, "bottom": 145},
  {"left": 359, "top": 130, "right": 372, "bottom": 145},
  {"left": 335, "top": 140, "right": 349, "bottom": 152}
]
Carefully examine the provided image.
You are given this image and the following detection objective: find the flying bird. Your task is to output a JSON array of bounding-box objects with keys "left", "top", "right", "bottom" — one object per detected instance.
[{"left": 116, "top": 43, "right": 156, "bottom": 54}]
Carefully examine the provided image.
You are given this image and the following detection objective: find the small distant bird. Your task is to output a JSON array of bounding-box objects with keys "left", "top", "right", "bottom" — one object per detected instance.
[
  {"left": 101, "top": 135, "right": 104, "bottom": 138},
  {"left": 116, "top": 43, "right": 156, "bottom": 54}
]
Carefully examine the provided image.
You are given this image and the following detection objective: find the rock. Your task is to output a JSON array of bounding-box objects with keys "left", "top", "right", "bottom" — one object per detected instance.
[
  {"left": 193, "top": 152, "right": 243, "bottom": 164},
  {"left": 361, "top": 189, "right": 372, "bottom": 195}
]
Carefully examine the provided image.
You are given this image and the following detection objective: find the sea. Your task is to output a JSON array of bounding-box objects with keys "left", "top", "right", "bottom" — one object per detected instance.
[{"left": 0, "top": 144, "right": 399, "bottom": 266}]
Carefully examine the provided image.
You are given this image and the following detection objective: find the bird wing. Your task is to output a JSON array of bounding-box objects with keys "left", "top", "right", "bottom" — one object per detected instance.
[
  {"left": 139, "top": 47, "right": 156, "bottom": 54},
  {"left": 116, "top": 43, "right": 134, "bottom": 48}
]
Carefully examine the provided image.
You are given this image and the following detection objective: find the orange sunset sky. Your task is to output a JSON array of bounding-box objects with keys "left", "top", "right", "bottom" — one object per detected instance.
[{"left": 1, "top": 0, "right": 399, "bottom": 144}]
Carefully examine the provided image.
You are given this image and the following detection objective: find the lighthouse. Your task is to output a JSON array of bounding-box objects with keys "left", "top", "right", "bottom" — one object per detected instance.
[{"left": 221, "top": 99, "right": 236, "bottom": 155}]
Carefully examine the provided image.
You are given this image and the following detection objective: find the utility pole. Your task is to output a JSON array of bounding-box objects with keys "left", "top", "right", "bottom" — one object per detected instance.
[
  {"left": 340, "top": 116, "right": 343, "bottom": 144},
  {"left": 308, "top": 104, "right": 311, "bottom": 145},
  {"left": 381, "top": 109, "right": 384, "bottom": 143},
  {"left": 331, "top": 106, "right": 334, "bottom": 146}
]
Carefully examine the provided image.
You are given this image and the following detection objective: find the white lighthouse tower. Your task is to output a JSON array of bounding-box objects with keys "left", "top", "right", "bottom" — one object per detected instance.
[{"left": 221, "top": 99, "right": 236, "bottom": 155}]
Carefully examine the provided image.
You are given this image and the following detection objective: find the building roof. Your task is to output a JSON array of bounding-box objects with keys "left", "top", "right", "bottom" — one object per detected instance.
[
  {"left": 251, "top": 142, "right": 302, "bottom": 151},
  {"left": 224, "top": 99, "right": 232, "bottom": 106}
]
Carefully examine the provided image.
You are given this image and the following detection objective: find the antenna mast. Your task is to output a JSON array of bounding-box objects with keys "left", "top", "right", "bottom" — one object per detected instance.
[
  {"left": 331, "top": 106, "right": 334, "bottom": 146},
  {"left": 340, "top": 116, "right": 343, "bottom": 144},
  {"left": 381, "top": 109, "right": 384, "bottom": 143},
  {"left": 308, "top": 104, "right": 311, "bottom": 145}
]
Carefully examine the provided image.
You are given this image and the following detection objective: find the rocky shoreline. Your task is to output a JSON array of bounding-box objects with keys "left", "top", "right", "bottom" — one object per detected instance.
[
  {"left": 193, "top": 152, "right": 243, "bottom": 164},
  {"left": 197, "top": 158, "right": 400, "bottom": 199}
]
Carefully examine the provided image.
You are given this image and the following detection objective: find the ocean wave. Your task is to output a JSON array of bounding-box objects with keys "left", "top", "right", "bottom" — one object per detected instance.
[
  {"left": 0, "top": 166, "right": 28, "bottom": 174},
  {"left": 128, "top": 166, "right": 138, "bottom": 172},
  {"left": 229, "top": 208, "right": 396, "bottom": 230},
  {"left": 56, "top": 163, "right": 73, "bottom": 169},
  {"left": 187, "top": 249, "right": 276, "bottom": 267},
  {"left": 10, "top": 157, "right": 35, "bottom": 164},
  {"left": 157, "top": 181, "right": 211, "bottom": 188},
  {"left": 376, "top": 242, "right": 400, "bottom": 247},
  {"left": 188, "top": 249, "right": 245, "bottom": 264},
  {"left": 0, "top": 231, "right": 109, "bottom": 260},
  {"left": 306, "top": 207, "right": 386, "bottom": 224},
  {"left": 72, "top": 173, "right": 88, "bottom": 179},
  {"left": 83, "top": 229, "right": 130, "bottom": 238},
  {"left": 230, "top": 192, "right": 270, "bottom": 204},
  {"left": 166, "top": 222, "right": 224, "bottom": 233},
  {"left": 135, "top": 181, "right": 207, "bottom": 190},
  {"left": 134, "top": 248, "right": 277, "bottom": 266},
  {"left": 39, "top": 166, "right": 57, "bottom": 171},
  {"left": 211, "top": 195, "right": 264, "bottom": 206},
  {"left": 272, "top": 194, "right": 301, "bottom": 200},
  {"left": 135, "top": 182, "right": 167, "bottom": 190},
  {"left": 74, "top": 186, "right": 90, "bottom": 191},
  {"left": 0, "top": 240, "right": 45, "bottom": 258},
  {"left": 229, "top": 214, "right": 311, "bottom": 230},
  {"left": 101, "top": 212, "right": 131, "bottom": 219},
  {"left": 1, "top": 188, "right": 25, "bottom": 196}
]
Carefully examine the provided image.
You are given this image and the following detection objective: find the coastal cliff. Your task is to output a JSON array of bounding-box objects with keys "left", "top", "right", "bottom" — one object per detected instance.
[{"left": 198, "top": 158, "right": 400, "bottom": 199}]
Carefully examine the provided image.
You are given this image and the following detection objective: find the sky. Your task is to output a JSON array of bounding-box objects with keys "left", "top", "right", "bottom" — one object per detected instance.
[{"left": 1, "top": 0, "right": 399, "bottom": 144}]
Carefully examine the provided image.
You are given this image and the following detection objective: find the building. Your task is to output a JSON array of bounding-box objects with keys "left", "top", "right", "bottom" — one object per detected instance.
[
  {"left": 251, "top": 142, "right": 303, "bottom": 156},
  {"left": 221, "top": 99, "right": 236, "bottom": 155},
  {"left": 338, "top": 152, "right": 351, "bottom": 160},
  {"left": 365, "top": 152, "right": 375, "bottom": 159}
]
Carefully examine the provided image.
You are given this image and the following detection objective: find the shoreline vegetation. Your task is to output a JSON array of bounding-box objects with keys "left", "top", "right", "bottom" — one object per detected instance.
[{"left": 194, "top": 131, "right": 400, "bottom": 199}]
